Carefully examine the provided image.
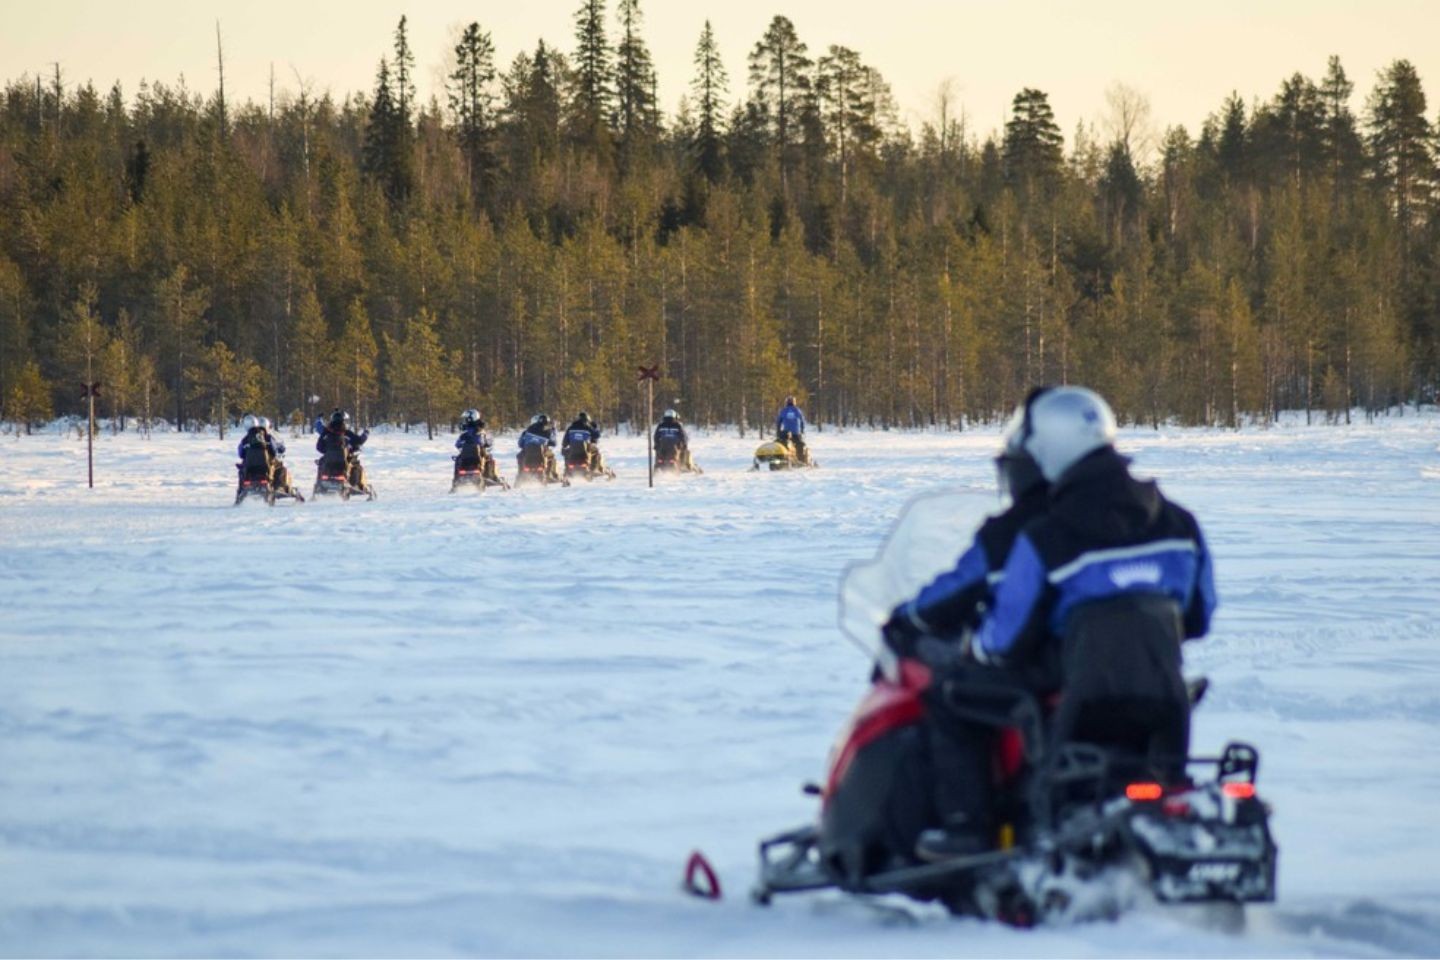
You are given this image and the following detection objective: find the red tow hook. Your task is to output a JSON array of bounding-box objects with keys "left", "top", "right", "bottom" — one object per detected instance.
[{"left": 682, "top": 850, "right": 722, "bottom": 901}]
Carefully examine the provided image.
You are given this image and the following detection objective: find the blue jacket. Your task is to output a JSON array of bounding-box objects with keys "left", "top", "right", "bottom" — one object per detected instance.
[
  {"left": 776, "top": 403, "right": 806, "bottom": 435},
  {"left": 973, "top": 448, "right": 1215, "bottom": 686},
  {"left": 456, "top": 426, "right": 492, "bottom": 451}
]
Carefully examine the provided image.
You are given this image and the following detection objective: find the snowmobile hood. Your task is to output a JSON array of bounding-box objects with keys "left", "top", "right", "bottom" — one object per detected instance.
[{"left": 1048, "top": 446, "right": 1163, "bottom": 546}]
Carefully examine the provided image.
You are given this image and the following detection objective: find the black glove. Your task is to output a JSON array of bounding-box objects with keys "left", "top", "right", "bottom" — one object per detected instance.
[{"left": 881, "top": 606, "right": 925, "bottom": 660}]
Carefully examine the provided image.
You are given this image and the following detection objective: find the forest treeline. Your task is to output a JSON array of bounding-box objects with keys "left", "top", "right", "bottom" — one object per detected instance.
[{"left": 2, "top": 4, "right": 1438, "bottom": 434}]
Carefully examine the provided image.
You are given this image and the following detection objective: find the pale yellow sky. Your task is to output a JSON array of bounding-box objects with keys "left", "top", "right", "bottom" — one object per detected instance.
[{"left": 7, "top": 0, "right": 1439, "bottom": 150}]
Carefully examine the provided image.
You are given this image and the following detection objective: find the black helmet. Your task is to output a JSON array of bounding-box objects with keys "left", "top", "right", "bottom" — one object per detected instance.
[
  {"left": 577, "top": 410, "right": 591, "bottom": 426},
  {"left": 531, "top": 413, "right": 550, "bottom": 427},
  {"left": 329, "top": 409, "right": 350, "bottom": 429},
  {"left": 785, "top": 395, "right": 796, "bottom": 405},
  {"left": 994, "top": 388, "right": 1050, "bottom": 499}
]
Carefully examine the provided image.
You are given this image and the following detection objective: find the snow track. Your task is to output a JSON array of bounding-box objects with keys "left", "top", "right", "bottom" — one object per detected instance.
[{"left": 1, "top": 419, "right": 1439, "bottom": 957}]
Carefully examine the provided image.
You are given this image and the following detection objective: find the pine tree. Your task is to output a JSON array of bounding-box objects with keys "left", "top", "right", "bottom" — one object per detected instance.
[
  {"left": 1002, "top": 88, "right": 1064, "bottom": 207},
  {"left": 748, "top": 16, "right": 812, "bottom": 185},
  {"left": 384, "top": 308, "right": 462, "bottom": 439},
  {"left": 690, "top": 21, "right": 728, "bottom": 183},
  {"left": 1368, "top": 60, "right": 1433, "bottom": 254},
  {"left": 7, "top": 362, "right": 52, "bottom": 434}
]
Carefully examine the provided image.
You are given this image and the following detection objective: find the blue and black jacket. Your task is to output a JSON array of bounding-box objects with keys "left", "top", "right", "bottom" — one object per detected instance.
[
  {"left": 654, "top": 418, "right": 688, "bottom": 450},
  {"left": 237, "top": 428, "right": 285, "bottom": 461},
  {"left": 563, "top": 420, "right": 601, "bottom": 448},
  {"left": 973, "top": 447, "right": 1215, "bottom": 694},
  {"left": 898, "top": 482, "right": 1051, "bottom": 638},
  {"left": 456, "top": 425, "right": 493, "bottom": 452},
  {"left": 316, "top": 426, "right": 367, "bottom": 455},
  {"left": 776, "top": 403, "right": 806, "bottom": 436},
  {"left": 518, "top": 424, "right": 556, "bottom": 448}
]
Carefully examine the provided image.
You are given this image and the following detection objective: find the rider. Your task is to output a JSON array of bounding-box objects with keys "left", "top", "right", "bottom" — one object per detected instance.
[
  {"left": 517, "top": 413, "right": 561, "bottom": 482},
  {"left": 316, "top": 408, "right": 369, "bottom": 489},
  {"left": 237, "top": 413, "right": 285, "bottom": 489},
  {"left": 653, "top": 409, "right": 697, "bottom": 472},
  {"left": 454, "top": 408, "right": 499, "bottom": 483},
  {"left": 775, "top": 396, "right": 808, "bottom": 464},
  {"left": 915, "top": 387, "right": 1216, "bottom": 859},
  {"left": 562, "top": 411, "right": 607, "bottom": 476}
]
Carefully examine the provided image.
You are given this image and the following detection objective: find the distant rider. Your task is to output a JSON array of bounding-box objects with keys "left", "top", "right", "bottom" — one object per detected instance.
[
  {"left": 775, "top": 396, "right": 808, "bottom": 464},
  {"left": 654, "top": 409, "right": 698, "bottom": 472},
  {"left": 914, "top": 386, "right": 1216, "bottom": 860},
  {"left": 454, "top": 408, "right": 500, "bottom": 484},
  {"left": 517, "top": 413, "right": 561, "bottom": 482},
  {"left": 237, "top": 413, "right": 287, "bottom": 492},
  {"left": 562, "top": 411, "right": 608, "bottom": 476},
  {"left": 316, "top": 409, "right": 369, "bottom": 489}
]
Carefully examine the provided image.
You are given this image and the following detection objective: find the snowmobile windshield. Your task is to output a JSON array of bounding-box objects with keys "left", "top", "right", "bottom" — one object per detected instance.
[{"left": 838, "top": 489, "right": 989, "bottom": 681}]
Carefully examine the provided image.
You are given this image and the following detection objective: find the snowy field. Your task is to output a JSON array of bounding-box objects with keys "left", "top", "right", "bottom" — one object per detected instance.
[{"left": 2, "top": 416, "right": 1440, "bottom": 958}]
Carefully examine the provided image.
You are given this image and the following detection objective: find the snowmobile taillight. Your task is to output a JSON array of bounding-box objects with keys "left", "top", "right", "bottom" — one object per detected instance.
[
  {"left": 1162, "top": 798, "right": 1192, "bottom": 817},
  {"left": 1221, "top": 782, "right": 1256, "bottom": 799},
  {"left": 1125, "top": 782, "right": 1164, "bottom": 801}
]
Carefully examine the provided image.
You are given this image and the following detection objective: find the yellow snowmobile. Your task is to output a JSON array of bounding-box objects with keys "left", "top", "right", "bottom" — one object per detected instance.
[{"left": 752, "top": 436, "right": 817, "bottom": 471}]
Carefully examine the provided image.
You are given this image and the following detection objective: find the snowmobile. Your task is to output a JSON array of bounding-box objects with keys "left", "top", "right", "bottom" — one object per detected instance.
[
  {"left": 312, "top": 446, "right": 376, "bottom": 501},
  {"left": 752, "top": 435, "right": 816, "bottom": 471},
  {"left": 654, "top": 439, "right": 702, "bottom": 475},
  {"left": 514, "top": 443, "right": 570, "bottom": 487},
  {"left": 234, "top": 445, "right": 304, "bottom": 506},
  {"left": 747, "top": 491, "right": 1277, "bottom": 925},
  {"left": 451, "top": 442, "right": 509, "bottom": 493},
  {"left": 563, "top": 442, "right": 616, "bottom": 481}
]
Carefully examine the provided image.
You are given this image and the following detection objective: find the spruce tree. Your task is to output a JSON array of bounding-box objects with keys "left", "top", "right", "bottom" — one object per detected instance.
[
  {"left": 571, "top": 0, "right": 613, "bottom": 149},
  {"left": 449, "top": 22, "right": 497, "bottom": 197},
  {"left": 691, "top": 21, "right": 728, "bottom": 183},
  {"left": 614, "top": 0, "right": 657, "bottom": 162}
]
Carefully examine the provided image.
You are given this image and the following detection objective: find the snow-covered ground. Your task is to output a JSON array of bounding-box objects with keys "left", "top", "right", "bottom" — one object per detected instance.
[{"left": 2, "top": 416, "right": 1439, "bottom": 958}]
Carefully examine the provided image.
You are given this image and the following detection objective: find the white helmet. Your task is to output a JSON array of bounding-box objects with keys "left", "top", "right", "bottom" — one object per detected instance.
[
  {"left": 1022, "top": 386, "right": 1117, "bottom": 482},
  {"left": 663, "top": 408, "right": 677, "bottom": 419},
  {"left": 461, "top": 408, "right": 480, "bottom": 427},
  {"left": 258, "top": 417, "right": 272, "bottom": 431},
  {"left": 241, "top": 414, "right": 260, "bottom": 431}
]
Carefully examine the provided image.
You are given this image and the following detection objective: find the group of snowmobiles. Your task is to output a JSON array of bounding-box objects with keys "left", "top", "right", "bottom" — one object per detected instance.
[{"left": 232, "top": 411, "right": 375, "bottom": 506}]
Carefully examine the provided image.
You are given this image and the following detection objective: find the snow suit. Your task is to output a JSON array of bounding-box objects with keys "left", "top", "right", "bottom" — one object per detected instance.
[
  {"left": 562, "top": 420, "right": 606, "bottom": 475},
  {"left": 928, "top": 446, "right": 1216, "bottom": 848},
  {"left": 517, "top": 423, "right": 560, "bottom": 481},
  {"left": 454, "top": 424, "right": 500, "bottom": 482},
  {"left": 237, "top": 427, "right": 288, "bottom": 491},
  {"left": 654, "top": 418, "right": 696, "bottom": 472},
  {"left": 775, "top": 403, "right": 808, "bottom": 463},
  {"left": 316, "top": 426, "right": 369, "bottom": 489}
]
